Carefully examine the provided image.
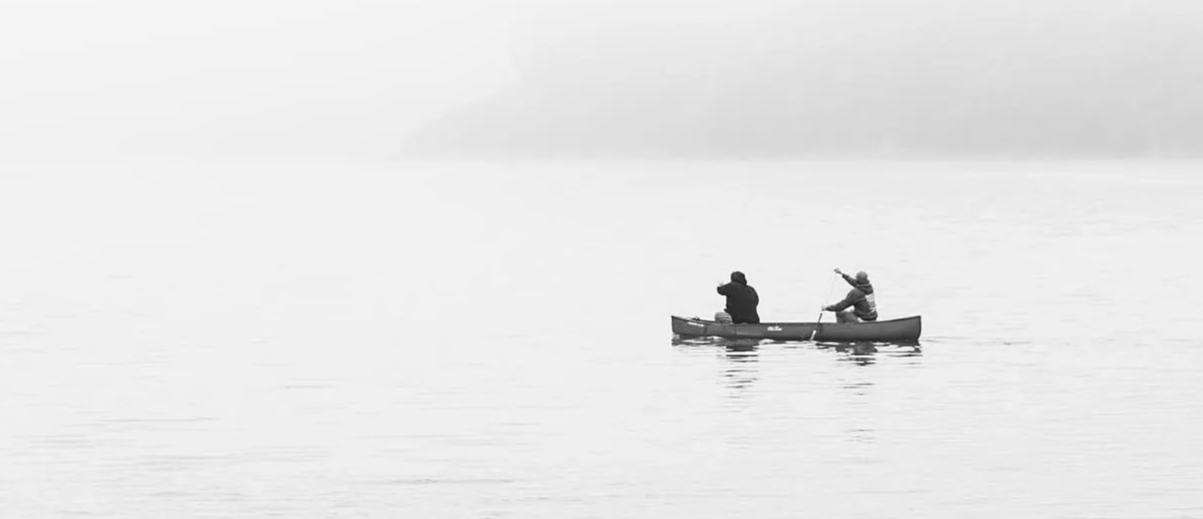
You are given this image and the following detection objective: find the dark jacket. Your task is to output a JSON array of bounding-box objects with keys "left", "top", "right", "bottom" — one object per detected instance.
[
  {"left": 717, "top": 281, "right": 760, "bottom": 324},
  {"left": 825, "top": 273, "right": 878, "bottom": 321}
]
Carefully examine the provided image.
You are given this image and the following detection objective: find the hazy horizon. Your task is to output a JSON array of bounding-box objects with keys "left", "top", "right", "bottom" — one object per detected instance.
[{"left": 3, "top": 0, "right": 1202, "bottom": 162}]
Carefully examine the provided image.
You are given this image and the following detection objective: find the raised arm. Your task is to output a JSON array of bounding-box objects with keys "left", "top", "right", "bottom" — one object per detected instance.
[{"left": 834, "top": 268, "right": 857, "bottom": 288}]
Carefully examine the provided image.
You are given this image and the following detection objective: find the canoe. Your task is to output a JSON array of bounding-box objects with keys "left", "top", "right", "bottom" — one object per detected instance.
[{"left": 671, "top": 315, "right": 922, "bottom": 343}]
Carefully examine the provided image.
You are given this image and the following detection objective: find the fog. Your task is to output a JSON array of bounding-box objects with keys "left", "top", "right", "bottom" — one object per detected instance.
[
  {"left": 3, "top": 0, "right": 1201, "bottom": 162},
  {"left": 0, "top": 0, "right": 516, "bottom": 162}
]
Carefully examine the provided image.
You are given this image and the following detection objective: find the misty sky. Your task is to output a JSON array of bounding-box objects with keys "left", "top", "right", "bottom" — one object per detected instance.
[
  {"left": 3, "top": 0, "right": 1201, "bottom": 161},
  {"left": 1, "top": 0, "right": 517, "bottom": 162}
]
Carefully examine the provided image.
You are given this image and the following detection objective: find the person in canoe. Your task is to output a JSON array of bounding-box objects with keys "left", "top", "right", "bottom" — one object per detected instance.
[
  {"left": 823, "top": 268, "right": 878, "bottom": 323},
  {"left": 716, "top": 271, "right": 760, "bottom": 324}
]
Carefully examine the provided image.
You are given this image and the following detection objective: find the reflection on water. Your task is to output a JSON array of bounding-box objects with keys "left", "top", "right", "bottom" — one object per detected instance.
[
  {"left": 676, "top": 336, "right": 923, "bottom": 368},
  {"left": 671, "top": 338, "right": 927, "bottom": 404},
  {"left": 670, "top": 337, "right": 934, "bottom": 454},
  {"left": 720, "top": 340, "right": 759, "bottom": 393},
  {"left": 813, "top": 341, "right": 925, "bottom": 365},
  {"left": 832, "top": 342, "right": 879, "bottom": 365},
  {"left": 671, "top": 338, "right": 764, "bottom": 393}
]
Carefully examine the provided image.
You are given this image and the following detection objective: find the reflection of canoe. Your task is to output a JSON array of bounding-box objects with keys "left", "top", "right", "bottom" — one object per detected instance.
[{"left": 671, "top": 315, "right": 922, "bottom": 343}]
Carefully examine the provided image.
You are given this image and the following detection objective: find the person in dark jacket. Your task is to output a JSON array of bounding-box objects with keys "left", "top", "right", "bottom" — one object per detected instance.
[
  {"left": 824, "top": 268, "right": 878, "bottom": 323},
  {"left": 716, "top": 271, "right": 760, "bottom": 324}
]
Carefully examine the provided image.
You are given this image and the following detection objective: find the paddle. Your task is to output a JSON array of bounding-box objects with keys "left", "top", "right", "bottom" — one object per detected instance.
[
  {"left": 809, "top": 312, "right": 823, "bottom": 341},
  {"left": 810, "top": 271, "right": 838, "bottom": 341}
]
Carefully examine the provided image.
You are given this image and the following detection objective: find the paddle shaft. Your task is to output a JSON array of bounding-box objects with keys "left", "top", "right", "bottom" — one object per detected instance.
[{"left": 811, "top": 272, "right": 838, "bottom": 341}]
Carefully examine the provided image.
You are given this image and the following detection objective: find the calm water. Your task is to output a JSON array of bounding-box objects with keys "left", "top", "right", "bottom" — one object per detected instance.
[{"left": 1, "top": 161, "right": 1201, "bottom": 518}]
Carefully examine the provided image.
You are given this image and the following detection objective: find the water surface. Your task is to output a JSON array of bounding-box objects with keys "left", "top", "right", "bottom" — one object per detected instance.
[{"left": 1, "top": 161, "right": 1201, "bottom": 517}]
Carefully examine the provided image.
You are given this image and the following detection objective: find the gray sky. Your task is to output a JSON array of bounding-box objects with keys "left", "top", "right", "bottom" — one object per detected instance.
[
  {"left": 3, "top": 0, "right": 1201, "bottom": 162},
  {"left": 1, "top": 0, "right": 516, "bottom": 162}
]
